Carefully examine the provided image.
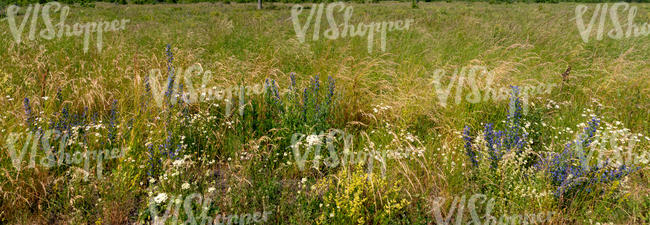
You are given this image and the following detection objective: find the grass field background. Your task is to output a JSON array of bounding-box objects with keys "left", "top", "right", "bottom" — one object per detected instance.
[{"left": 0, "top": 1, "right": 649, "bottom": 224}]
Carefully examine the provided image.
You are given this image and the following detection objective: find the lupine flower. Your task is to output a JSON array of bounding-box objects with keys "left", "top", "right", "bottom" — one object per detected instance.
[
  {"left": 144, "top": 74, "right": 151, "bottom": 96},
  {"left": 23, "top": 98, "right": 33, "bottom": 129},
  {"left": 82, "top": 107, "right": 88, "bottom": 126},
  {"left": 271, "top": 80, "right": 280, "bottom": 100},
  {"left": 505, "top": 86, "right": 526, "bottom": 153},
  {"left": 539, "top": 117, "right": 640, "bottom": 199},
  {"left": 173, "top": 144, "right": 182, "bottom": 160},
  {"left": 483, "top": 123, "right": 503, "bottom": 168},
  {"left": 302, "top": 88, "right": 308, "bottom": 120},
  {"left": 61, "top": 105, "right": 70, "bottom": 131},
  {"left": 463, "top": 126, "right": 478, "bottom": 167},
  {"left": 312, "top": 76, "right": 320, "bottom": 113},
  {"left": 164, "top": 131, "right": 172, "bottom": 157},
  {"left": 465, "top": 87, "right": 527, "bottom": 169},
  {"left": 288, "top": 74, "right": 298, "bottom": 105},
  {"left": 313, "top": 75, "right": 320, "bottom": 93},
  {"left": 327, "top": 76, "right": 335, "bottom": 106},
  {"left": 577, "top": 117, "right": 599, "bottom": 149},
  {"left": 55, "top": 88, "right": 63, "bottom": 103},
  {"left": 108, "top": 100, "right": 118, "bottom": 143},
  {"left": 147, "top": 145, "right": 155, "bottom": 177}
]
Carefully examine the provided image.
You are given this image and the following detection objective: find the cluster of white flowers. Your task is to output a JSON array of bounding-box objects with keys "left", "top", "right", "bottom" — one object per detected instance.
[
  {"left": 153, "top": 193, "right": 168, "bottom": 204},
  {"left": 372, "top": 103, "right": 392, "bottom": 114},
  {"left": 589, "top": 119, "right": 649, "bottom": 167},
  {"left": 172, "top": 158, "right": 185, "bottom": 168},
  {"left": 541, "top": 98, "right": 573, "bottom": 114},
  {"left": 305, "top": 134, "right": 322, "bottom": 148},
  {"left": 545, "top": 99, "right": 560, "bottom": 110},
  {"left": 371, "top": 124, "right": 426, "bottom": 161}
]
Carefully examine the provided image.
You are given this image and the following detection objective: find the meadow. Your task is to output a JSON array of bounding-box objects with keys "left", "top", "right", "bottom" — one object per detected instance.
[{"left": 0, "top": 1, "right": 649, "bottom": 224}]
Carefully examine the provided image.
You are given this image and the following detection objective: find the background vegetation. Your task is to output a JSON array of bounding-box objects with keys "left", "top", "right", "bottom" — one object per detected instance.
[
  {"left": 0, "top": 1, "right": 648, "bottom": 224},
  {"left": 2, "top": 0, "right": 650, "bottom": 7}
]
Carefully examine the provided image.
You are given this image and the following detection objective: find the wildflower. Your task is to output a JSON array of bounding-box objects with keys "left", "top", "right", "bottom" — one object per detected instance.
[
  {"left": 173, "top": 159, "right": 184, "bottom": 167},
  {"left": 164, "top": 44, "right": 176, "bottom": 104},
  {"left": 108, "top": 100, "right": 118, "bottom": 142},
  {"left": 313, "top": 75, "right": 320, "bottom": 93},
  {"left": 153, "top": 193, "right": 168, "bottom": 204},
  {"left": 577, "top": 117, "right": 600, "bottom": 148},
  {"left": 290, "top": 73, "right": 296, "bottom": 88},
  {"left": 306, "top": 134, "right": 322, "bottom": 147},
  {"left": 23, "top": 98, "right": 33, "bottom": 128},
  {"left": 291, "top": 141, "right": 302, "bottom": 150},
  {"left": 463, "top": 87, "right": 529, "bottom": 170},
  {"left": 462, "top": 126, "right": 478, "bottom": 167},
  {"left": 505, "top": 86, "right": 526, "bottom": 153},
  {"left": 271, "top": 80, "right": 280, "bottom": 100},
  {"left": 182, "top": 183, "right": 190, "bottom": 190},
  {"left": 327, "top": 76, "right": 335, "bottom": 105},
  {"left": 144, "top": 74, "right": 152, "bottom": 96},
  {"left": 539, "top": 116, "right": 640, "bottom": 198}
]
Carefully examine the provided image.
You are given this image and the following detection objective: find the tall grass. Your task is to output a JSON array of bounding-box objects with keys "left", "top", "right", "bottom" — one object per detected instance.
[{"left": 0, "top": 2, "right": 648, "bottom": 224}]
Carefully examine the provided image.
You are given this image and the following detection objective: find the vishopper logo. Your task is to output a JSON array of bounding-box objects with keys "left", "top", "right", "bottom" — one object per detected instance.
[
  {"left": 290, "top": 129, "right": 388, "bottom": 176},
  {"left": 147, "top": 192, "right": 272, "bottom": 225},
  {"left": 4, "top": 129, "right": 127, "bottom": 180},
  {"left": 431, "top": 193, "right": 555, "bottom": 225},
  {"left": 291, "top": 2, "right": 414, "bottom": 53},
  {"left": 4, "top": 2, "right": 129, "bottom": 53},
  {"left": 574, "top": 121, "right": 650, "bottom": 172},
  {"left": 575, "top": 2, "right": 649, "bottom": 43},
  {"left": 429, "top": 66, "right": 557, "bottom": 115},
  {"left": 147, "top": 64, "right": 289, "bottom": 117}
]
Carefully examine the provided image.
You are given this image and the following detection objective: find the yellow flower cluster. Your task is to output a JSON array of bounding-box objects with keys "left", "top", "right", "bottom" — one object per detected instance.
[{"left": 315, "top": 167, "right": 409, "bottom": 225}]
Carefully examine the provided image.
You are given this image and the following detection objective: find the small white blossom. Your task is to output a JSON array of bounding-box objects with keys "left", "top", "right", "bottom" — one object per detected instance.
[
  {"left": 153, "top": 193, "right": 168, "bottom": 204},
  {"left": 306, "top": 135, "right": 321, "bottom": 147}
]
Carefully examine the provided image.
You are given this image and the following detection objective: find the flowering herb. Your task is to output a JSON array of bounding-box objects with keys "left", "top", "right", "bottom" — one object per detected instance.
[
  {"left": 539, "top": 116, "right": 640, "bottom": 199},
  {"left": 164, "top": 44, "right": 176, "bottom": 106},
  {"left": 23, "top": 98, "right": 33, "bottom": 130},
  {"left": 464, "top": 86, "right": 528, "bottom": 169},
  {"left": 462, "top": 125, "right": 478, "bottom": 167}
]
